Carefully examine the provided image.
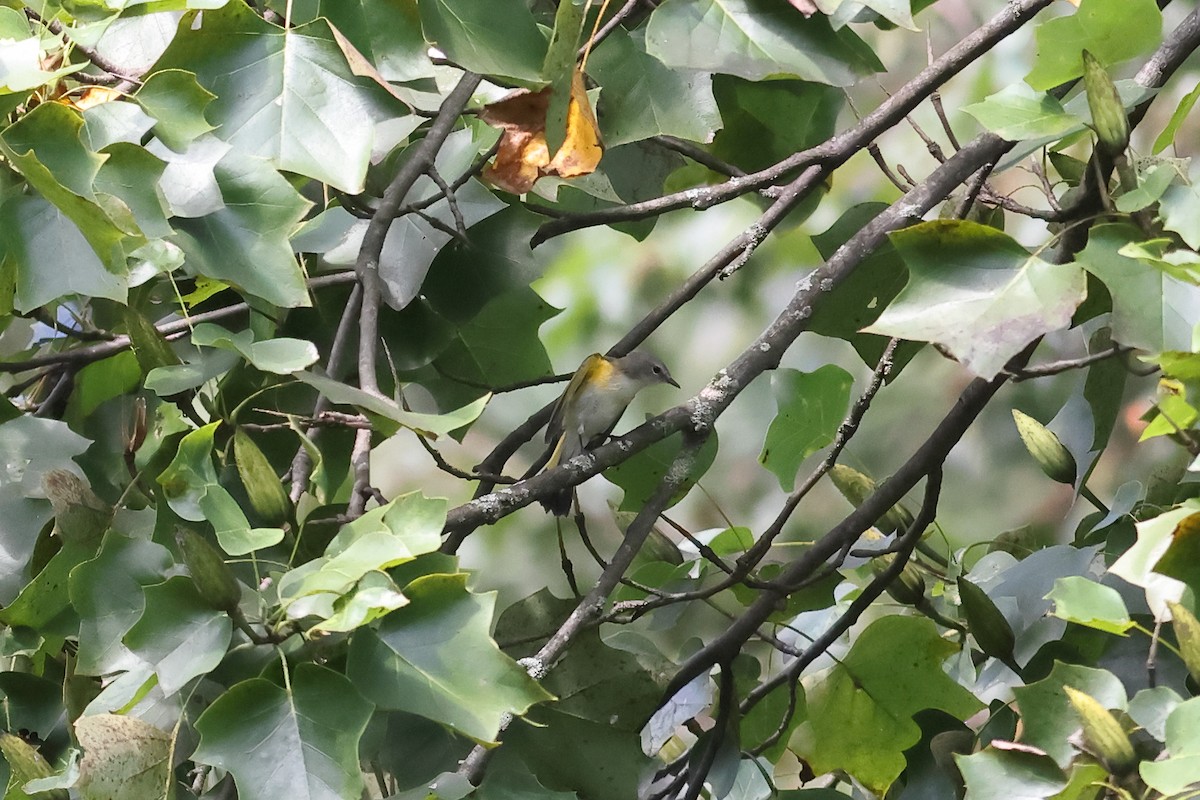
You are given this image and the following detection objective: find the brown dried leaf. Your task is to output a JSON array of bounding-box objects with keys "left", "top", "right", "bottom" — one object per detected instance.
[
  {"left": 480, "top": 68, "right": 603, "bottom": 194},
  {"left": 59, "top": 86, "right": 121, "bottom": 111}
]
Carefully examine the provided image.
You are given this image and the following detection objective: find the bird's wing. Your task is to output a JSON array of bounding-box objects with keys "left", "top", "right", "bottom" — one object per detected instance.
[{"left": 546, "top": 353, "right": 607, "bottom": 444}]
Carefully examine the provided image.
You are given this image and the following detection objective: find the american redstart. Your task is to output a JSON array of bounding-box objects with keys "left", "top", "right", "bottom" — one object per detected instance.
[{"left": 531, "top": 351, "right": 678, "bottom": 516}]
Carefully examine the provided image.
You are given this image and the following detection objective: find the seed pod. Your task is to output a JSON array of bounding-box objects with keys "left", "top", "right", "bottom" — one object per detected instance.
[
  {"left": 830, "top": 465, "right": 916, "bottom": 535},
  {"left": 1012, "top": 410, "right": 1077, "bottom": 485},
  {"left": 1064, "top": 686, "right": 1137, "bottom": 774},
  {"left": 958, "top": 576, "right": 1017, "bottom": 666},
  {"left": 1168, "top": 601, "right": 1200, "bottom": 684},
  {"left": 1082, "top": 51, "right": 1130, "bottom": 157},
  {"left": 175, "top": 527, "right": 241, "bottom": 613},
  {"left": 233, "top": 430, "right": 291, "bottom": 526},
  {"left": 0, "top": 732, "right": 67, "bottom": 800},
  {"left": 873, "top": 553, "right": 926, "bottom": 607}
]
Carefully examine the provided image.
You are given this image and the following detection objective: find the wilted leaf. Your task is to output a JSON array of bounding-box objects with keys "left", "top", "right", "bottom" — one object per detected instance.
[{"left": 481, "top": 69, "right": 603, "bottom": 194}]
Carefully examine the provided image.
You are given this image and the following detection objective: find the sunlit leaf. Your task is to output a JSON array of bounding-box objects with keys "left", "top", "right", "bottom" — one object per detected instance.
[{"left": 866, "top": 220, "right": 1086, "bottom": 379}]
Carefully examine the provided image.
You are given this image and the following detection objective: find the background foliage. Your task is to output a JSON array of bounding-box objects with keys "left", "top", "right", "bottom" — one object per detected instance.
[{"left": 3, "top": 0, "right": 1200, "bottom": 798}]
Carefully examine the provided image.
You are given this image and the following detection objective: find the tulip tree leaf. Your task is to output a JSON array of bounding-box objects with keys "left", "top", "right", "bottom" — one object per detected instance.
[
  {"left": 122, "top": 576, "right": 232, "bottom": 696},
  {"left": 70, "top": 533, "right": 174, "bottom": 676},
  {"left": 417, "top": 0, "right": 547, "bottom": 82},
  {"left": 865, "top": 220, "right": 1086, "bottom": 379},
  {"left": 1077, "top": 223, "right": 1200, "bottom": 353},
  {"left": 1025, "top": 0, "right": 1162, "bottom": 91},
  {"left": 609, "top": 430, "right": 719, "bottom": 512},
  {"left": 963, "top": 85, "right": 1083, "bottom": 141},
  {"left": 646, "top": 0, "right": 881, "bottom": 85},
  {"left": 319, "top": 0, "right": 434, "bottom": 83},
  {"left": 154, "top": 2, "right": 410, "bottom": 193},
  {"left": 760, "top": 365, "right": 853, "bottom": 491},
  {"left": 347, "top": 574, "right": 554, "bottom": 743},
  {"left": 956, "top": 748, "right": 1069, "bottom": 800},
  {"left": 192, "top": 664, "right": 374, "bottom": 800},
  {"left": 1011, "top": 662, "right": 1127, "bottom": 768},
  {"left": 1046, "top": 576, "right": 1134, "bottom": 634},
  {"left": 789, "top": 616, "right": 983, "bottom": 793},
  {"left": 589, "top": 29, "right": 721, "bottom": 147},
  {"left": 75, "top": 714, "right": 172, "bottom": 800}
]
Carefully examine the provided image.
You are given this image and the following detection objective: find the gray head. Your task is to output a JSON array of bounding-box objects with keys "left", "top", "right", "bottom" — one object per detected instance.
[{"left": 614, "top": 351, "right": 679, "bottom": 389}]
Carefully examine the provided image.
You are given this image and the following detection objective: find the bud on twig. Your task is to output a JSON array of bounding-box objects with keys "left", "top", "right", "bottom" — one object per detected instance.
[
  {"left": 1082, "top": 50, "right": 1130, "bottom": 157},
  {"left": 1012, "top": 410, "right": 1077, "bottom": 485},
  {"left": 1168, "top": 601, "right": 1200, "bottom": 684},
  {"left": 176, "top": 528, "right": 242, "bottom": 614},
  {"left": 958, "top": 576, "right": 1017, "bottom": 668},
  {"left": 830, "top": 464, "right": 916, "bottom": 535},
  {"left": 233, "top": 430, "right": 292, "bottom": 527},
  {"left": 1064, "top": 686, "right": 1137, "bottom": 775}
]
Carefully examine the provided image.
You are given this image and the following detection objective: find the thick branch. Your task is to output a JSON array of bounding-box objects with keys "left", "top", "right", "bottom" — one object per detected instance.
[{"left": 529, "top": 0, "right": 1053, "bottom": 246}]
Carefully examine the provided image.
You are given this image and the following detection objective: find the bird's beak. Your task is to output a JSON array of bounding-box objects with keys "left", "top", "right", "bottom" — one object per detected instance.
[{"left": 666, "top": 375, "right": 680, "bottom": 389}]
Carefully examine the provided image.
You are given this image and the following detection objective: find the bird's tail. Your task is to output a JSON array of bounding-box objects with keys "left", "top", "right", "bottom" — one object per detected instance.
[{"left": 540, "top": 488, "right": 574, "bottom": 516}]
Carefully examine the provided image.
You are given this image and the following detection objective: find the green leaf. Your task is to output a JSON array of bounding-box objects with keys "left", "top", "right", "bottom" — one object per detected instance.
[
  {"left": 154, "top": 3, "right": 409, "bottom": 192},
  {"left": 1046, "top": 576, "right": 1133, "bottom": 634},
  {"left": 347, "top": 574, "right": 554, "bottom": 743},
  {"left": 75, "top": 714, "right": 171, "bottom": 800},
  {"left": 962, "top": 85, "right": 1083, "bottom": 141},
  {"left": 0, "top": 539, "right": 100, "bottom": 630},
  {"left": 122, "top": 576, "right": 232, "bottom": 695},
  {"left": 2, "top": 101, "right": 106, "bottom": 200},
  {"left": 0, "top": 8, "right": 81, "bottom": 92},
  {"left": 1110, "top": 504, "right": 1200, "bottom": 612},
  {"left": 433, "top": 288, "right": 557, "bottom": 389},
  {"left": 759, "top": 365, "right": 852, "bottom": 491},
  {"left": 417, "top": 0, "right": 547, "bottom": 82},
  {"left": 1011, "top": 662, "right": 1127, "bottom": 768},
  {"left": 608, "top": 430, "right": 719, "bottom": 512},
  {"left": 1114, "top": 161, "right": 1179, "bottom": 212},
  {"left": 134, "top": 69, "right": 217, "bottom": 152},
  {"left": 541, "top": 0, "right": 585, "bottom": 157},
  {"left": 505, "top": 707, "right": 653, "bottom": 800},
  {"left": 319, "top": 0, "right": 433, "bottom": 83},
  {"left": 1151, "top": 512, "right": 1200, "bottom": 590},
  {"left": 1077, "top": 223, "right": 1200, "bottom": 352},
  {"left": 278, "top": 492, "right": 443, "bottom": 624},
  {"left": 809, "top": 202, "right": 921, "bottom": 369},
  {"left": 1160, "top": 180, "right": 1200, "bottom": 251},
  {"left": 308, "top": 130, "right": 506, "bottom": 310},
  {"left": 865, "top": 220, "right": 1086, "bottom": 379},
  {"left": 191, "top": 323, "right": 319, "bottom": 374},
  {"left": 956, "top": 748, "right": 1068, "bottom": 800},
  {"left": 70, "top": 533, "right": 173, "bottom": 676},
  {"left": 789, "top": 616, "right": 983, "bottom": 793},
  {"left": 68, "top": 351, "right": 142, "bottom": 420},
  {"left": 1128, "top": 686, "right": 1184, "bottom": 741},
  {"left": 156, "top": 422, "right": 282, "bottom": 555},
  {"left": 1025, "top": 0, "right": 1162, "bottom": 91},
  {"left": 1140, "top": 698, "right": 1200, "bottom": 795},
  {"left": 0, "top": 193, "right": 127, "bottom": 312},
  {"left": 646, "top": 0, "right": 880, "bottom": 85},
  {"left": 192, "top": 664, "right": 373, "bottom": 800},
  {"left": 168, "top": 144, "right": 312, "bottom": 308},
  {"left": 589, "top": 29, "right": 721, "bottom": 147},
  {"left": 94, "top": 143, "right": 172, "bottom": 240},
  {"left": 1153, "top": 81, "right": 1200, "bottom": 154},
  {"left": 710, "top": 76, "right": 842, "bottom": 172},
  {"left": 294, "top": 372, "right": 489, "bottom": 437}
]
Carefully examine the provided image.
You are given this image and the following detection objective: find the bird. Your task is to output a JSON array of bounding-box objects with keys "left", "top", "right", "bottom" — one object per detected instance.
[{"left": 536, "top": 351, "right": 678, "bottom": 516}]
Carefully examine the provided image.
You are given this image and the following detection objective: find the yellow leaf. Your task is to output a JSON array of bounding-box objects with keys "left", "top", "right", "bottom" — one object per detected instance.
[{"left": 480, "top": 67, "right": 603, "bottom": 194}]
